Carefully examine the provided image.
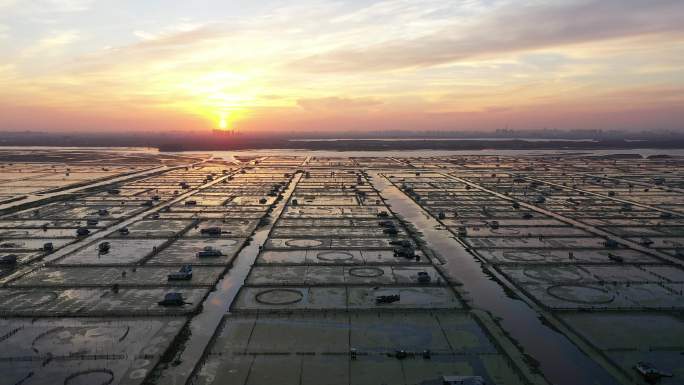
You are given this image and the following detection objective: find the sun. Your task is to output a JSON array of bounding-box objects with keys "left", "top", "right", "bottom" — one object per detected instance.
[
  {"left": 213, "top": 110, "right": 245, "bottom": 132},
  {"left": 216, "top": 112, "right": 234, "bottom": 131},
  {"left": 218, "top": 115, "right": 228, "bottom": 130}
]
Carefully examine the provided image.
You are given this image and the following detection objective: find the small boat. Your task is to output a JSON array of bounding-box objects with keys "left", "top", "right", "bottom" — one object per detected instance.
[
  {"left": 376, "top": 294, "right": 400, "bottom": 304},
  {"left": 168, "top": 265, "right": 193, "bottom": 281},
  {"left": 158, "top": 292, "right": 185, "bottom": 306}
]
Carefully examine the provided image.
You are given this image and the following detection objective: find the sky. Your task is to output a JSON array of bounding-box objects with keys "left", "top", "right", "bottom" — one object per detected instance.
[{"left": 0, "top": 0, "right": 683, "bottom": 135}]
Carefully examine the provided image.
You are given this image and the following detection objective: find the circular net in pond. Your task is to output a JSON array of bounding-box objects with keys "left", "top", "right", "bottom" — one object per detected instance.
[
  {"left": 217, "top": 239, "right": 238, "bottom": 246},
  {"left": 462, "top": 221, "right": 487, "bottom": 227},
  {"left": 546, "top": 284, "right": 615, "bottom": 304},
  {"left": 255, "top": 289, "right": 304, "bottom": 305},
  {"left": 491, "top": 228, "right": 520, "bottom": 235},
  {"left": 285, "top": 239, "right": 323, "bottom": 248},
  {"left": 2, "top": 291, "right": 58, "bottom": 310},
  {"left": 502, "top": 250, "right": 549, "bottom": 262},
  {"left": 348, "top": 267, "right": 384, "bottom": 278},
  {"left": 32, "top": 326, "right": 130, "bottom": 353},
  {"left": 523, "top": 267, "right": 583, "bottom": 283},
  {"left": 64, "top": 369, "right": 114, "bottom": 385},
  {"left": 316, "top": 251, "right": 353, "bottom": 261}
]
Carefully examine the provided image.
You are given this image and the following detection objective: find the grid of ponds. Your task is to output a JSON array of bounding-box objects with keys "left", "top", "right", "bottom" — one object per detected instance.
[
  {"left": 1, "top": 150, "right": 683, "bottom": 385},
  {"left": 194, "top": 165, "right": 546, "bottom": 385},
  {"left": 386, "top": 154, "right": 684, "bottom": 385},
  {"left": 0, "top": 150, "right": 290, "bottom": 385}
]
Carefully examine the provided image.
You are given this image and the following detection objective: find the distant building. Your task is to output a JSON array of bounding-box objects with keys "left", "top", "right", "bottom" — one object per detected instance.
[{"left": 212, "top": 128, "right": 239, "bottom": 136}]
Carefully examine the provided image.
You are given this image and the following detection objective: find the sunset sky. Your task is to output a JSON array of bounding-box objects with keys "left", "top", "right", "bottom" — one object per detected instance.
[{"left": 0, "top": 0, "right": 683, "bottom": 135}]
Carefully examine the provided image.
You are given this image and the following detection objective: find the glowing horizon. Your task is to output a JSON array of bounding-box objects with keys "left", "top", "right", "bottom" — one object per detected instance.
[{"left": 0, "top": 0, "right": 683, "bottom": 134}]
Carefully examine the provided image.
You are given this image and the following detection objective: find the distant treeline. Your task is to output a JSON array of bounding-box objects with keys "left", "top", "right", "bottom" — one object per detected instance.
[{"left": 2, "top": 130, "right": 684, "bottom": 151}]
